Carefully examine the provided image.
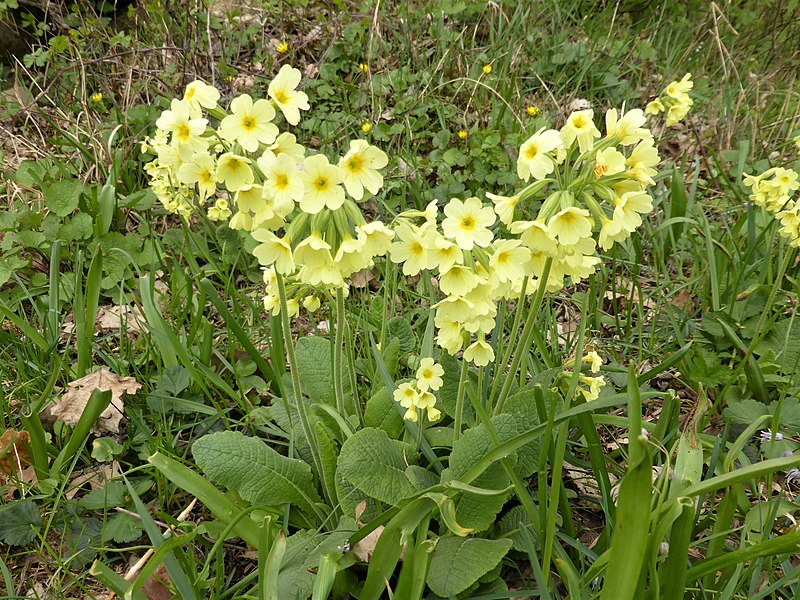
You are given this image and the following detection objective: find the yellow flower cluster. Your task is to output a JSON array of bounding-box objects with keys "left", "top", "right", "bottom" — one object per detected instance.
[
  {"left": 387, "top": 107, "right": 659, "bottom": 363},
  {"left": 564, "top": 350, "right": 606, "bottom": 401},
  {"left": 143, "top": 66, "right": 395, "bottom": 313},
  {"left": 644, "top": 73, "right": 693, "bottom": 126},
  {"left": 392, "top": 357, "right": 444, "bottom": 422},
  {"left": 744, "top": 166, "right": 800, "bottom": 247}
]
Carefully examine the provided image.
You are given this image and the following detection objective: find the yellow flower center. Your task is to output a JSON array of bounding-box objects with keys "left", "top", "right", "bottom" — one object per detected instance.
[
  {"left": 572, "top": 115, "right": 588, "bottom": 130},
  {"left": 275, "top": 174, "right": 289, "bottom": 189},
  {"left": 274, "top": 91, "right": 288, "bottom": 104},
  {"left": 421, "top": 368, "right": 432, "bottom": 379},
  {"left": 241, "top": 116, "right": 256, "bottom": 131},
  {"left": 185, "top": 87, "right": 196, "bottom": 101},
  {"left": 496, "top": 252, "right": 509, "bottom": 265},
  {"left": 200, "top": 170, "right": 214, "bottom": 184},
  {"left": 460, "top": 216, "right": 476, "bottom": 230},
  {"left": 314, "top": 177, "right": 328, "bottom": 191},
  {"left": 176, "top": 123, "right": 191, "bottom": 141},
  {"left": 594, "top": 164, "right": 609, "bottom": 179},
  {"left": 410, "top": 241, "right": 424, "bottom": 256},
  {"left": 346, "top": 156, "right": 363, "bottom": 173},
  {"left": 525, "top": 144, "right": 539, "bottom": 160}
]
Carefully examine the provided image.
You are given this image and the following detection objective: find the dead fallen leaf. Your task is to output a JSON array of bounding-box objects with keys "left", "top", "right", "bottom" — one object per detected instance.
[
  {"left": 50, "top": 369, "right": 141, "bottom": 434},
  {"left": 353, "top": 500, "right": 405, "bottom": 562},
  {"left": 0, "top": 430, "right": 37, "bottom": 497},
  {"left": 141, "top": 564, "right": 172, "bottom": 600},
  {"left": 65, "top": 461, "right": 121, "bottom": 500},
  {"left": 353, "top": 525, "right": 385, "bottom": 563},
  {"left": 63, "top": 305, "right": 146, "bottom": 337},
  {"left": 351, "top": 269, "right": 374, "bottom": 289},
  {"left": 670, "top": 289, "right": 695, "bottom": 312}
]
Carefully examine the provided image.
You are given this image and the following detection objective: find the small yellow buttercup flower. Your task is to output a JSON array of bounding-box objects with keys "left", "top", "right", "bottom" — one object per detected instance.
[
  {"left": 91, "top": 92, "right": 103, "bottom": 104},
  {"left": 361, "top": 122, "right": 372, "bottom": 133},
  {"left": 527, "top": 105, "right": 539, "bottom": 117},
  {"left": 358, "top": 63, "right": 369, "bottom": 73},
  {"left": 457, "top": 130, "right": 468, "bottom": 140},
  {"left": 482, "top": 64, "right": 492, "bottom": 75},
  {"left": 276, "top": 40, "right": 289, "bottom": 54}
]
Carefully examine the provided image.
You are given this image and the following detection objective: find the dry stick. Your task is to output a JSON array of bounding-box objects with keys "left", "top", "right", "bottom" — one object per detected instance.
[
  {"left": 102, "top": 498, "right": 197, "bottom": 600},
  {"left": 11, "top": 46, "right": 185, "bottom": 124}
]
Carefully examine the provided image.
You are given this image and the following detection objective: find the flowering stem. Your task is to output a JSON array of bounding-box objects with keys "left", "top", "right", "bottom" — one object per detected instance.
[
  {"left": 276, "top": 273, "right": 324, "bottom": 489},
  {"left": 333, "top": 287, "right": 347, "bottom": 418},
  {"left": 489, "top": 277, "right": 528, "bottom": 405},
  {"left": 453, "top": 351, "right": 470, "bottom": 444},
  {"left": 492, "top": 257, "right": 553, "bottom": 417}
]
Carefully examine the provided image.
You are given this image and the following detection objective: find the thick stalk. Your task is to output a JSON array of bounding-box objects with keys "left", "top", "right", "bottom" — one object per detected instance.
[
  {"left": 452, "top": 352, "right": 470, "bottom": 444},
  {"left": 333, "top": 287, "right": 347, "bottom": 418},
  {"left": 489, "top": 277, "right": 528, "bottom": 404},
  {"left": 493, "top": 257, "right": 553, "bottom": 416},
  {"left": 276, "top": 274, "right": 324, "bottom": 483}
]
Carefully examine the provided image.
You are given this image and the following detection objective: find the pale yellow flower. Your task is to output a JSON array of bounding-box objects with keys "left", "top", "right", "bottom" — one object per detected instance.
[
  {"left": 338, "top": 139, "right": 388, "bottom": 200},
  {"left": 645, "top": 99, "right": 664, "bottom": 115},
  {"left": 251, "top": 229, "right": 295, "bottom": 274},
  {"left": 268, "top": 64, "right": 310, "bottom": 125},
  {"left": 155, "top": 99, "right": 208, "bottom": 149},
  {"left": 604, "top": 108, "right": 650, "bottom": 145},
  {"left": 517, "top": 128, "right": 562, "bottom": 182},
  {"left": 390, "top": 223, "right": 433, "bottom": 276},
  {"left": 216, "top": 153, "right": 254, "bottom": 192},
  {"left": 489, "top": 239, "right": 530, "bottom": 283},
  {"left": 442, "top": 197, "right": 495, "bottom": 250},
  {"left": 593, "top": 147, "right": 627, "bottom": 179},
  {"left": 183, "top": 80, "right": 220, "bottom": 114},
  {"left": 219, "top": 94, "right": 278, "bottom": 152},
  {"left": 560, "top": 109, "right": 600, "bottom": 153},
  {"left": 299, "top": 154, "right": 345, "bottom": 214},
  {"left": 463, "top": 336, "right": 494, "bottom": 367},
  {"left": 486, "top": 192, "right": 520, "bottom": 225},
  {"left": 548, "top": 207, "right": 592, "bottom": 246},
  {"left": 258, "top": 152, "right": 304, "bottom": 207},
  {"left": 416, "top": 358, "right": 444, "bottom": 392},
  {"left": 177, "top": 153, "right": 217, "bottom": 199},
  {"left": 439, "top": 264, "right": 481, "bottom": 297}
]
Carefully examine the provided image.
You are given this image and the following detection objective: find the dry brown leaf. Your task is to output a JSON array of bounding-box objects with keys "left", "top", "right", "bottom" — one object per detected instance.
[
  {"left": 0, "top": 430, "right": 37, "bottom": 497},
  {"left": 353, "top": 525, "right": 385, "bottom": 563},
  {"left": 50, "top": 369, "right": 141, "bottom": 434},
  {"left": 65, "top": 461, "right": 121, "bottom": 500},
  {"left": 351, "top": 270, "right": 373, "bottom": 289},
  {"left": 63, "top": 305, "right": 146, "bottom": 337},
  {"left": 671, "top": 289, "right": 695, "bottom": 312},
  {"left": 141, "top": 564, "right": 172, "bottom": 600}
]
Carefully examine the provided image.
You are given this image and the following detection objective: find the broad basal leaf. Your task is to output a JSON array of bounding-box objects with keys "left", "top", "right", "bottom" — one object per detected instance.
[
  {"left": 448, "top": 414, "right": 518, "bottom": 480},
  {"left": 364, "top": 387, "right": 404, "bottom": 438},
  {"left": 192, "top": 431, "right": 320, "bottom": 511},
  {"left": 44, "top": 179, "right": 83, "bottom": 217},
  {"left": 337, "top": 427, "right": 419, "bottom": 505},
  {"left": 427, "top": 536, "right": 512, "bottom": 596},
  {"left": 0, "top": 499, "right": 41, "bottom": 546},
  {"left": 295, "top": 336, "right": 347, "bottom": 405}
]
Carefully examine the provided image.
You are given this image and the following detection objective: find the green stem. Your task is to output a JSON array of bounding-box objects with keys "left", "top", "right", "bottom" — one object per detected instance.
[
  {"left": 489, "top": 277, "right": 528, "bottom": 404},
  {"left": 493, "top": 257, "right": 553, "bottom": 416},
  {"left": 276, "top": 274, "right": 323, "bottom": 486},
  {"left": 453, "top": 352, "right": 470, "bottom": 444},
  {"left": 333, "top": 287, "right": 347, "bottom": 418}
]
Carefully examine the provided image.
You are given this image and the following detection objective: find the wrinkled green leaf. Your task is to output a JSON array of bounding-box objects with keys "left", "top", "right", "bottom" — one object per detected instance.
[
  {"left": 192, "top": 431, "right": 320, "bottom": 510},
  {"left": 427, "top": 536, "right": 512, "bottom": 596},
  {"left": 0, "top": 500, "right": 41, "bottom": 546},
  {"left": 337, "top": 427, "right": 419, "bottom": 505}
]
